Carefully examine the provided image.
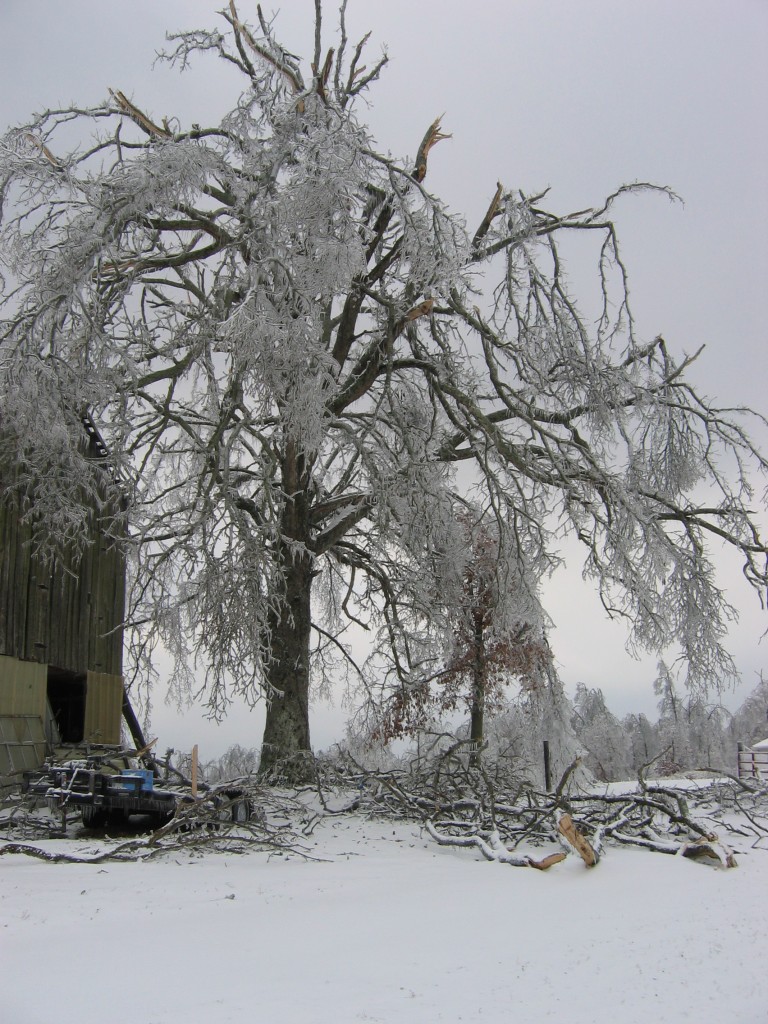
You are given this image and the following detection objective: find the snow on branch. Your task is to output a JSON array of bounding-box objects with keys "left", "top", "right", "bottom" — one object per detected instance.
[{"left": 316, "top": 747, "right": 753, "bottom": 870}]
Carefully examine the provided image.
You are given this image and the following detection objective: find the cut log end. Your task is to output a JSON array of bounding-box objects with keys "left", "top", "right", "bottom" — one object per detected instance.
[
  {"left": 558, "top": 813, "right": 598, "bottom": 867},
  {"left": 528, "top": 852, "right": 568, "bottom": 871},
  {"left": 680, "top": 840, "right": 738, "bottom": 869}
]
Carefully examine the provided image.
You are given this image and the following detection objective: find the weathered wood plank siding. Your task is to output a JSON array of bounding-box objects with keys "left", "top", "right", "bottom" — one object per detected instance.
[
  {"left": 0, "top": 498, "right": 32, "bottom": 663},
  {"left": 0, "top": 497, "right": 125, "bottom": 676}
]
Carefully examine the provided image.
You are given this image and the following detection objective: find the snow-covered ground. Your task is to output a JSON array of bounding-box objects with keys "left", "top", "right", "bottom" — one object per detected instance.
[{"left": 2, "top": 808, "right": 767, "bottom": 1024}]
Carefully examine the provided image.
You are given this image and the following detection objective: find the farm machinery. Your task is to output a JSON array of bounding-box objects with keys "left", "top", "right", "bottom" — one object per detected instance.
[{"left": 21, "top": 748, "right": 253, "bottom": 830}]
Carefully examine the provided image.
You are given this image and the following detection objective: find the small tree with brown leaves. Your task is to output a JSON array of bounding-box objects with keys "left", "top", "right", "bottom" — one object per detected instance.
[{"left": 378, "top": 513, "right": 551, "bottom": 759}]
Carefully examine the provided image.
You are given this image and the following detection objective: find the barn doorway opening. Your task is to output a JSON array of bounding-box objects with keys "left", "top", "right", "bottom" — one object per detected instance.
[{"left": 47, "top": 668, "right": 87, "bottom": 744}]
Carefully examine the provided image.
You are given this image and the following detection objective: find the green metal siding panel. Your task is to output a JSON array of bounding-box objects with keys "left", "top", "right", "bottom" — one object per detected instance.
[
  {"left": 0, "top": 655, "right": 46, "bottom": 717},
  {"left": 0, "top": 715, "right": 46, "bottom": 793},
  {"left": 83, "top": 671, "right": 123, "bottom": 745}
]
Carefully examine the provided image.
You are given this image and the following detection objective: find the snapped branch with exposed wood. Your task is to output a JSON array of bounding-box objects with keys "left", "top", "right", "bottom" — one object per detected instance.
[
  {"left": 109, "top": 90, "right": 171, "bottom": 139},
  {"left": 413, "top": 117, "right": 451, "bottom": 182},
  {"left": 225, "top": 0, "right": 303, "bottom": 95},
  {"left": 24, "top": 133, "right": 63, "bottom": 170},
  {"left": 313, "top": 48, "right": 335, "bottom": 101},
  {"left": 473, "top": 182, "right": 504, "bottom": 248}
]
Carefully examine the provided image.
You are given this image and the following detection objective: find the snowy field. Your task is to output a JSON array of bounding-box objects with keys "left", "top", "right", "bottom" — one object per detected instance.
[{"left": 2, "top": 804, "right": 767, "bottom": 1024}]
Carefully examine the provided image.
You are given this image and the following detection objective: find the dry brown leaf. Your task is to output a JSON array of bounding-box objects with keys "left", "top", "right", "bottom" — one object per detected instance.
[{"left": 404, "top": 298, "right": 435, "bottom": 322}]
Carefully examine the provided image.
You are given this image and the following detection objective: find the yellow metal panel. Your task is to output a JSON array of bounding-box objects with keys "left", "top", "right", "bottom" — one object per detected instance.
[
  {"left": 0, "top": 656, "right": 47, "bottom": 717},
  {"left": 83, "top": 671, "right": 123, "bottom": 745}
]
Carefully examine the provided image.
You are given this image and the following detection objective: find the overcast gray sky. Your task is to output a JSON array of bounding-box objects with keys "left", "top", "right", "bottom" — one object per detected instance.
[{"left": 2, "top": 1, "right": 766, "bottom": 755}]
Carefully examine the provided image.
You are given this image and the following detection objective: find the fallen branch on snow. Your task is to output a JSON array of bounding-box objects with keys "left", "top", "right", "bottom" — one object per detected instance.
[{"left": 312, "top": 748, "right": 756, "bottom": 870}]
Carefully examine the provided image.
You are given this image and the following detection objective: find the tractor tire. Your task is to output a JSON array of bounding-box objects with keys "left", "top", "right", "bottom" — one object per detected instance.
[{"left": 81, "top": 804, "right": 108, "bottom": 828}]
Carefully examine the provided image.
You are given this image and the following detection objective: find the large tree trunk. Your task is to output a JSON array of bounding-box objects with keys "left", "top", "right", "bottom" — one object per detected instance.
[
  {"left": 469, "top": 612, "right": 485, "bottom": 767},
  {"left": 259, "top": 550, "right": 314, "bottom": 777},
  {"left": 259, "top": 439, "right": 316, "bottom": 778}
]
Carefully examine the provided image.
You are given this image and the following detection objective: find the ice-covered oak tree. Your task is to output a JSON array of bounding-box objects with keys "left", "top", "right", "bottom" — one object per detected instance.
[{"left": 1, "top": 3, "right": 766, "bottom": 774}]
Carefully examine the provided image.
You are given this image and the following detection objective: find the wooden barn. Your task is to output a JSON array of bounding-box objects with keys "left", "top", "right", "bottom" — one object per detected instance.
[{"left": 0, "top": 415, "right": 129, "bottom": 790}]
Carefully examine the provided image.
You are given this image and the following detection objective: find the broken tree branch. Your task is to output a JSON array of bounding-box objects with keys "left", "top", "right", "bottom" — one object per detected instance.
[{"left": 412, "top": 117, "right": 451, "bottom": 182}]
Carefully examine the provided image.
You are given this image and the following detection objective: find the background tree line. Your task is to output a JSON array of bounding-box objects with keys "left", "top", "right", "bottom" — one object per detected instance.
[{"left": 195, "top": 669, "right": 768, "bottom": 787}]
